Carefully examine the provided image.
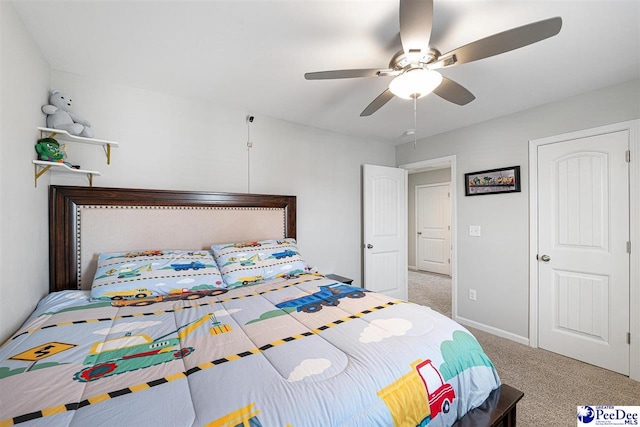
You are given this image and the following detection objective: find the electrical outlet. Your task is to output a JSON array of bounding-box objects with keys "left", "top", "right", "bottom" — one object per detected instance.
[
  {"left": 469, "top": 289, "right": 477, "bottom": 301},
  {"left": 469, "top": 225, "right": 481, "bottom": 237}
]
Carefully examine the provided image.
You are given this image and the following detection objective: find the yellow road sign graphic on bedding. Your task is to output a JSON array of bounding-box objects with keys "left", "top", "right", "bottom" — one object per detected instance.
[{"left": 9, "top": 342, "right": 76, "bottom": 361}]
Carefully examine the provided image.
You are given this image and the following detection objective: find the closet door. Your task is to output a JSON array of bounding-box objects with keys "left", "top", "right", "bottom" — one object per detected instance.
[
  {"left": 537, "top": 129, "right": 630, "bottom": 375},
  {"left": 416, "top": 183, "right": 450, "bottom": 275}
]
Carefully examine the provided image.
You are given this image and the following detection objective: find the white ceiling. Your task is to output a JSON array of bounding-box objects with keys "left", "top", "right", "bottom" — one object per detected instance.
[{"left": 12, "top": 0, "right": 640, "bottom": 145}]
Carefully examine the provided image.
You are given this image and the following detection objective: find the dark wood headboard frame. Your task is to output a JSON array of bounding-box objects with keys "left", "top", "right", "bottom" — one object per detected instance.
[{"left": 49, "top": 186, "right": 297, "bottom": 293}]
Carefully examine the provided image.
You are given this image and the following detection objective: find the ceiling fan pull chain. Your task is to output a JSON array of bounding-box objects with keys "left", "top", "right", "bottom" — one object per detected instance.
[{"left": 413, "top": 95, "right": 417, "bottom": 149}]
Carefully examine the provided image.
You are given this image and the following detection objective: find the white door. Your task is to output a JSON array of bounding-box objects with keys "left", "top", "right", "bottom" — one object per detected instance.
[
  {"left": 363, "top": 164, "right": 408, "bottom": 300},
  {"left": 416, "top": 184, "right": 451, "bottom": 275},
  {"left": 537, "top": 130, "right": 630, "bottom": 375}
]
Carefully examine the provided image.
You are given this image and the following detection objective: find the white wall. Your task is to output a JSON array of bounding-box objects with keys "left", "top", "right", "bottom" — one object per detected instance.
[
  {"left": 0, "top": 2, "right": 52, "bottom": 343},
  {"left": 396, "top": 79, "right": 640, "bottom": 341},
  {"left": 408, "top": 168, "right": 451, "bottom": 269},
  {"left": 48, "top": 70, "right": 395, "bottom": 290}
]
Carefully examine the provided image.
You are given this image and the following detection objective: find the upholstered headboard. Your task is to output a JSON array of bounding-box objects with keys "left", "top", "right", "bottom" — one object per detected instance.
[{"left": 49, "top": 186, "right": 296, "bottom": 292}]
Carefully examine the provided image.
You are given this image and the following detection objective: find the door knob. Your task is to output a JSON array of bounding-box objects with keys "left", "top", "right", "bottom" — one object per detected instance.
[
  {"left": 366, "top": 244, "right": 373, "bottom": 249},
  {"left": 537, "top": 254, "right": 551, "bottom": 262},
  {"left": 417, "top": 232, "right": 422, "bottom": 235}
]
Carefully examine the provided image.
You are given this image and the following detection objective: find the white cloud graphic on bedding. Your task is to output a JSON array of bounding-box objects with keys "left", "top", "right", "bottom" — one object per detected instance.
[
  {"left": 93, "top": 320, "right": 163, "bottom": 335},
  {"left": 177, "top": 278, "right": 195, "bottom": 284},
  {"left": 359, "top": 318, "right": 412, "bottom": 343},
  {"left": 288, "top": 358, "right": 331, "bottom": 382}
]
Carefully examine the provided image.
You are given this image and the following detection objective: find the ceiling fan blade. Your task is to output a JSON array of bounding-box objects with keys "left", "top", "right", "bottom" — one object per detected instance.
[
  {"left": 433, "top": 77, "right": 475, "bottom": 106},
  {"left": 305, "top": 69, "right": 384, "bottom": 80},
  {"left": 399, "top": 0, "right": 433, "bottom": 56},
  {"left": 438, "top": 17, "right": 562, "bottom": 67},
  {"left": 361, "top": 89, "right": 395, "bottom": 116}
]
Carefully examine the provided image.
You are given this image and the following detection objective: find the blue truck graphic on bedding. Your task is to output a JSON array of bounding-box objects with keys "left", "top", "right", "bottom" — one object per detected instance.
[
  {"left": 171, "top": 261, "right": 206, "bottom": 271},
  {"left": 276, "top": 283, "right": 366, "bottom": 313},
  {"left": 272, "top": 249, "right": 296, "bottom": 259}
]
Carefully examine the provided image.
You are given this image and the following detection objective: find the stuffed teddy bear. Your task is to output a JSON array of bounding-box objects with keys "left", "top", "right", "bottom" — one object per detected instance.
[{"left": 41, "top": 90, "right": 94, "bottom": 138}]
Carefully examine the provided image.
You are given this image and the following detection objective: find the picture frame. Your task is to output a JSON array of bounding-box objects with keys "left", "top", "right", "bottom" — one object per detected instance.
[{"left": 465, "top": 166, "right": 521, "bottom": 196}]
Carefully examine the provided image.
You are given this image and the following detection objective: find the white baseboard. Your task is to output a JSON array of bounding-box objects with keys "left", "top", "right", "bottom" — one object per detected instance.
[
  {"left": 408, "top": 265, "right": 418, "bottom": 271},
  {"left": 454, "top": 315, "right": 530, "bottom": 346}
]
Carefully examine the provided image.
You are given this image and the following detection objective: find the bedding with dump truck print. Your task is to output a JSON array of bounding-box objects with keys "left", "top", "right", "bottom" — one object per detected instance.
[{"left": 0, "top": 275, "right": 499, "bottom": 426}]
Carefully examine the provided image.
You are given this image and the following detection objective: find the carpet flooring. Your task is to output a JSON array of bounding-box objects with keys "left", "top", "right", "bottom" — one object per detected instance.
[{"left": 407, "top": 269, "right": 640, "bottom": 426}]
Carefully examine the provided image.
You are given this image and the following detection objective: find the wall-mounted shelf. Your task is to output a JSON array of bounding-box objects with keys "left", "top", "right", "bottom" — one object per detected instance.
[
  {"left": 33, "top": 127, "right": 119, "bottom": 188},
  {"left": 38, "top": 127, "right": 119, "bottom": 164},
  {"left": 33, "top": 160, "right": 101, "bottom": 187}
]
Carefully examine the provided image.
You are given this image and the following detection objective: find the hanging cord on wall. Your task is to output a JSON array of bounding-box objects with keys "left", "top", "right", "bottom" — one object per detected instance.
[{"left": 246, "top": 115, "right": 254, "bottom": 193}]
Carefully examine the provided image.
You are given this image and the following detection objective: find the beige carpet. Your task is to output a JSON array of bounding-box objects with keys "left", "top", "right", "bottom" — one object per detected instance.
[{"left": 407, "top": 269, "right": 640, "bottom": 426}]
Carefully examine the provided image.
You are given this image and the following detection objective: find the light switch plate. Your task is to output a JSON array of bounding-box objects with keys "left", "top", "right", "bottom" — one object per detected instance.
[{"left": 469, "top": 225, "right": 481, "bottom": 237}]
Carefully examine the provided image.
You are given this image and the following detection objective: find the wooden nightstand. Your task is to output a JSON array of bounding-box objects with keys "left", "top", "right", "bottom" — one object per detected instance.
[
  {"left": 325, "top": 274, "right": 353, "bottom": 285},
  {"left": 452, "top": 384, "right": 523, "bottom": 427}
]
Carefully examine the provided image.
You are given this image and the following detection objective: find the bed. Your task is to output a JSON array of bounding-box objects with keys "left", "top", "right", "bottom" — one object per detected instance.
[{"left": 0, "top": 186, "right": 522, "bottom": 426}]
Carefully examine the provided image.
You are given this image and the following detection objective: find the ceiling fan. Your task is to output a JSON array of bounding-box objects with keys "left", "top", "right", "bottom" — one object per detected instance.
[{"left": 304, "top": 0, "right": 562, "bottom": 117}]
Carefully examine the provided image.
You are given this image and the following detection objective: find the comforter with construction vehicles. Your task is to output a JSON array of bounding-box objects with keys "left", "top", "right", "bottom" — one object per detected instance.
[{"left": 0, "top": 275, "right": 500, "bottom": 426}]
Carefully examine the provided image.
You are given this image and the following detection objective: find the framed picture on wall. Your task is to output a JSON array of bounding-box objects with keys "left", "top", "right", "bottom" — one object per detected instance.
[{"left": 465, "top": 166, "right": 521, "bottom": 196}]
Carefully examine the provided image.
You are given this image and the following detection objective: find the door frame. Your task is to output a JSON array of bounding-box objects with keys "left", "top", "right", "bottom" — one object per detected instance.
[
  {"left": 528, "top": 119, "right": 639, "bottom": 381},
  {"left": 415, "top": 182, "right": 451, "bottom": 275},
  {"left": 399, "top": 155, "right": 458, "bottom": 321}
]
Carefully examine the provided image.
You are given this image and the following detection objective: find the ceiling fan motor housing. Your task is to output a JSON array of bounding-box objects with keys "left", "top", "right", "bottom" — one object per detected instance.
[{"left": 389, "top": 48, "right": 441, "bottom": 71}]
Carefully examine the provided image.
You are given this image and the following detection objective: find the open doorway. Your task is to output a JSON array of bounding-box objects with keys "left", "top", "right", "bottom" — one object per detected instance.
[{"left": 399, "top": 156, "right": 457, "bottom": 320}]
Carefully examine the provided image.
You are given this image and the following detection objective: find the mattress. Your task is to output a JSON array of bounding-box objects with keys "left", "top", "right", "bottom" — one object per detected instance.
[{"left": 0, "top": 275, "right": 500, "bottom": 426}]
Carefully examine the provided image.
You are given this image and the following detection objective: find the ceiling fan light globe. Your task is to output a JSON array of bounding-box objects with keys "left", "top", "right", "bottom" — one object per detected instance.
[{"left": 389, "top": 69, "right": 443, "bottom": 100}]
